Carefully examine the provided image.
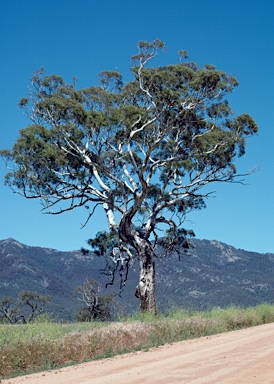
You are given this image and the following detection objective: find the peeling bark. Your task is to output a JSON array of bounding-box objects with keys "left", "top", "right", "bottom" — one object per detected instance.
[
  {"left": 119, "top": 212, "right": 158, "bottom": 314},
  {"left": 134, "top": 243, "right": 158, "bottom": 315}
]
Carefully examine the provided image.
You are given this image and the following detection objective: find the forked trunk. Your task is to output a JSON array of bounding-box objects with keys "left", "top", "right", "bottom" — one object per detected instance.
[
  {"left": 134, "top": 240, "right": 158, "bottom": 315},
  {"left": 119, "top": 213, "right": 158, "bottom": 315}
]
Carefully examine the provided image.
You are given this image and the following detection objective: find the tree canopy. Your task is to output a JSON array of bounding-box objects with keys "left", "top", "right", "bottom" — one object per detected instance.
[{"left": 1, "top": 40, "right": 257, "bottom": 314}]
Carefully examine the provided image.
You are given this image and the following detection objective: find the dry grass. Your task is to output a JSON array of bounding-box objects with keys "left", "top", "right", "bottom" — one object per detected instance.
[
  {"left": 1, "top": 303, "right": 274, "bottom": 379},
  {"left": 0, "top": 322, "right": 153, "bottom": 378}
]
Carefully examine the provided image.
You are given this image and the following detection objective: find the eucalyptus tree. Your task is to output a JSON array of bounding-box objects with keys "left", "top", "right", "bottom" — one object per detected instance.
[
  {"left": 0, "top": 291, "right": 50, "bottom": 324},
  {"left": 75, "top": 279, "right": 114, "bottom": 321},
  {"left": 1, "top": 40, "right": 257, "bottom": 314}
]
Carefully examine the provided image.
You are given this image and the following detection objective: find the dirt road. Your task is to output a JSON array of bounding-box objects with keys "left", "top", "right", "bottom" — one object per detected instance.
[{"left": 3, "top": 322, "right": 274, "bottom": 384}]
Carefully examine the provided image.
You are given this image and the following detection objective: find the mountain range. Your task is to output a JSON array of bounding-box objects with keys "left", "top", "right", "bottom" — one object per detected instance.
[{"left": 1, "top": 237, "right": 274, "bottom": 320}]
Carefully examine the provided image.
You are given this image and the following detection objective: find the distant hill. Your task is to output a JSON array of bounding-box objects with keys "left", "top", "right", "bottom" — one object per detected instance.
[{"left": 1, "top": 238, "right": 274, "bottom": 320}]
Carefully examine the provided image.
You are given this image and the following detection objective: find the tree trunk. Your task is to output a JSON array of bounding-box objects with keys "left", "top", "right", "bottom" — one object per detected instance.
[
  {"left": 119, "top": 212, "right": 158, "bottom": 315},
  {"left": 134, "top": 240, "right": 158, "bottom": 315}
]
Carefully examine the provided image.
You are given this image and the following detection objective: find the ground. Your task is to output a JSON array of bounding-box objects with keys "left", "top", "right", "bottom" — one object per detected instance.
[{"left": 3, "top": 322, "right": 274, "bottom": 383}]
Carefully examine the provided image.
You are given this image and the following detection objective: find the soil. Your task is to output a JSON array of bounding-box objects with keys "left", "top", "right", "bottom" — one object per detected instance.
[{"left": 3, "top": 322, "right": 274, "bottom": 384}]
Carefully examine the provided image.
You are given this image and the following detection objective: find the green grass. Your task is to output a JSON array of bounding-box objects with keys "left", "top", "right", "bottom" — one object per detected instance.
[
  {"left": 0, "top": 318, "right": 106, "bottom": 348},
  {"left": 1, "top": 303, "right": 274, "bottom": 379}
]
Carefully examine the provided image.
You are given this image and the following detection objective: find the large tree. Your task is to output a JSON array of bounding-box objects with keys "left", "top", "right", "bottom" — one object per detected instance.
[{"left": 1, "top": 40, "right": 257, "bottom": 314}]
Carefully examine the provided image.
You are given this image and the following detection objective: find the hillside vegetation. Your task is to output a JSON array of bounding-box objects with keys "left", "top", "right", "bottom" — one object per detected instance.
[{"left": 1, "top": 238, "right": 274, "bottom": 320}]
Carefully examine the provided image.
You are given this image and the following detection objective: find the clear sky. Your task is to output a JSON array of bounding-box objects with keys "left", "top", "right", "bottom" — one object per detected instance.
[{"left": 0, "top": 0, "right": 273, "bottom": 253}]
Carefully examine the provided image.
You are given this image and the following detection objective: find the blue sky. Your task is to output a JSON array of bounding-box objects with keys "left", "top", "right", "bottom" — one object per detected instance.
[{"left": 1, "top": 0, "right": 273, "bottom": 253}]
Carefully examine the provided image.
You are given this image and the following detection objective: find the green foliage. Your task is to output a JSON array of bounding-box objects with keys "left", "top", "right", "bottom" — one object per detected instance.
[
  {"left": 87, "top": 231, "right": 119, "bottom": 256},
  {"left": 1, "top": 39, "right": 257, "bottom": 224}
]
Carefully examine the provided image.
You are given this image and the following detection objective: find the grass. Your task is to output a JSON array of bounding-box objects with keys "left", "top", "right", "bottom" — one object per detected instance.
[{"left": 1, "top": 303, "right": 274, "bottom": 379}]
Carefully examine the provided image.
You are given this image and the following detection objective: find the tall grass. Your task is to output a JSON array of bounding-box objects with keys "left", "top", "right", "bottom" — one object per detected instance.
[{"left": 1, "top": 303, "right": 274, "bottom": 379}]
